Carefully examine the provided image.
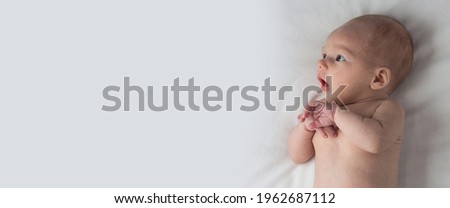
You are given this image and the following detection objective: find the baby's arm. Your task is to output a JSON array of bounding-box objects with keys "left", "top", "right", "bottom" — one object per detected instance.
[
  {"left": 288, "top": 121, "right": 315, "bottom": 164},
  {"left": 334, "top": 100, "right": 404, "bottom": 154}
]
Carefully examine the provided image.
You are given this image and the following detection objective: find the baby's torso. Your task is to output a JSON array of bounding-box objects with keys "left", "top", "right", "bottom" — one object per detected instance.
[{"left": 312, "top": 100, "right": 402, "bottom": 187}]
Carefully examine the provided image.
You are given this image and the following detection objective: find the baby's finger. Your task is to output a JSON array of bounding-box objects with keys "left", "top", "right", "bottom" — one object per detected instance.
[
  {"left": 302, "top": 111, "right": 312, "bottom": 122},
  {"left": 305, "top": 103, "right": 316, "bottom": 111},
  {"left": 303, "top": 111, "right": 310, "bottom": 118},
  {"left": 315, "top": 127, "right": 328, "bottom": 138},
  {"left": 323, "top": 126, "right": 337, "bottom": 138},
  {"left": 333, "top": 125, "right": 339, "bottom": 137},
  {"left": 297, "top": 113, "right": 306, "bottom": 122},
  {"left": 308, "top": 122, "right": 317, "bottom": 130},
  {"left": 333, "top": 125, "right": 339, "bottom": 131}
]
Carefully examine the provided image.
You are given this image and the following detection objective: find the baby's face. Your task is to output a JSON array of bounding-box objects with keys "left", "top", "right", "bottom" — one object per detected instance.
[{"left": 317, "top": 23, "right": 377, "bottom": 104}]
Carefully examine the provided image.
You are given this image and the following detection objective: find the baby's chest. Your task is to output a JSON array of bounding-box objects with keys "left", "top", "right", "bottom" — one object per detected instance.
[
  {"left": 312, "top": 133, "right": 341, "bottom": 153},
  {"left": 312, "top": 133, "right": 363, "bottom": 157}
]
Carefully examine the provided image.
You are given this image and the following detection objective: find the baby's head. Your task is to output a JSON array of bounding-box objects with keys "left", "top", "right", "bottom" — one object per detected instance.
[{"left": 317, "top": 14, "right": 413, "bottom": 104}]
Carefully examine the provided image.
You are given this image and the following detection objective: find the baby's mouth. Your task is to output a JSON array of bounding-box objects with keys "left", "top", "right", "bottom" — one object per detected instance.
[{"left": 318, "top": 76, "right": 329, "bottom": 92}]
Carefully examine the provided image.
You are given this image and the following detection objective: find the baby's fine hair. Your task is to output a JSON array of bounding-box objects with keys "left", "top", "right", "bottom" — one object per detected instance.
[{"left": 348, "top": 15, "right": 414, "bottom": 89}]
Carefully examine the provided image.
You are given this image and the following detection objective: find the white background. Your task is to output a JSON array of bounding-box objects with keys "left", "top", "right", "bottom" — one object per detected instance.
[
  {"left": 2, "top": 0, "right": 450, "bottom": 188},
  {"left": 0, "top": 0, "right": 280, "bottom": 187}
]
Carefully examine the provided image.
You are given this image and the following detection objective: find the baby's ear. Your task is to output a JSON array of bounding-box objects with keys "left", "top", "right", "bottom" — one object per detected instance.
[{"left": 370, "top": 67, "right": 391, "bottom": 90}]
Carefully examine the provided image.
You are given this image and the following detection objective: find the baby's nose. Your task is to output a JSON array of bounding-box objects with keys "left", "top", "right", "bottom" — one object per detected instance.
[{"left": 317, "top": 59, "right": 328, "bottom": 70}]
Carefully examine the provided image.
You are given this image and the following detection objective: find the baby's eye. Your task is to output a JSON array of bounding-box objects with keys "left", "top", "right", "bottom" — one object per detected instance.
[{"left": 335, "top": 54, "right": 346, "bottom": 62}]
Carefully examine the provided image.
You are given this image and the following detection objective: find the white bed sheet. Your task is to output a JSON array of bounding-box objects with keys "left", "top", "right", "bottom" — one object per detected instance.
[{"left": 249, "top": 0, "right": 450, "bottom": 187}]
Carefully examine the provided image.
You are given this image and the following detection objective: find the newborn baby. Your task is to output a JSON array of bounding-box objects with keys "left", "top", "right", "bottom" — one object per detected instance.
[{"left": 288, "top": 15, "right": 413, "bottom": 187}]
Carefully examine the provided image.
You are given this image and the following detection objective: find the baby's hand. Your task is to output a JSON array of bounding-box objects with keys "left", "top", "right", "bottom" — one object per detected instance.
[
  {"left": 306, "top": 100, "right": 336, "bottom": 128},
  {"left": 298, "top": 100, "right": 338, "bottom": 138}
]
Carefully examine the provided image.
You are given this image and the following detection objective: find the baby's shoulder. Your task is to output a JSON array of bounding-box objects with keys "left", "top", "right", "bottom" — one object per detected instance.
[{"left": 372, "top": 99, "right": 405, "bottom": 119}]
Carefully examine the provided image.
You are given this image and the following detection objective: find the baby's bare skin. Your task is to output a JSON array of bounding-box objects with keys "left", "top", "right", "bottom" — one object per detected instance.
[
  {"left": 289, "top": 99, "right": 404, "bottom": 187},
  {"left": 313, "top": 100, "right": 403, "bottom": 187},
  {"left": 288, "top": 15, "right": 412, "bottom": 188}
]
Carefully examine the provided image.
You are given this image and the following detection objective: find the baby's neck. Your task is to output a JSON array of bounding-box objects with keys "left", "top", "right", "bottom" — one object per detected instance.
[{"left": 343, "top": 93, "right": 391, "bottom": 106}]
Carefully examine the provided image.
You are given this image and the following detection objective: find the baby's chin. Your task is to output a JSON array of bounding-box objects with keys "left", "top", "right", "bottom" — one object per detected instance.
[
  {"left": 325, "top": 97, "right": 344, "bottom": 105},
  {"left": 321, "top": 92, "right": 348, "bottom": 106},
  {"left": 312, "top": 91, "right": 339, "bottom": 105}
]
